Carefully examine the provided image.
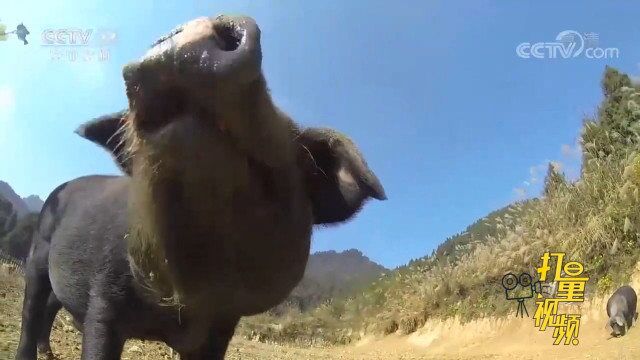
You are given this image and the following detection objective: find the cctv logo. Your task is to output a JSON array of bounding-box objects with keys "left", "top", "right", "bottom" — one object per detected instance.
[{"left": 41, "top": 28, "right": 117, "bottom": 47}]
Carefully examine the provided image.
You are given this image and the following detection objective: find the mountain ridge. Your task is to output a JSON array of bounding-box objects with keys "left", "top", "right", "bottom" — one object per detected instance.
[
  {"left": 0, "top": 181, "right": 43, "bottom": 217},
  {"left": 275, "top": 248, "right": 387, "bottom": 313}
]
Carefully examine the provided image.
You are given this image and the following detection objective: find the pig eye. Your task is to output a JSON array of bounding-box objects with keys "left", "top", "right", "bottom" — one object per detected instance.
[{"left": 136, "top": 86, "right": 188, "bottom": 133}]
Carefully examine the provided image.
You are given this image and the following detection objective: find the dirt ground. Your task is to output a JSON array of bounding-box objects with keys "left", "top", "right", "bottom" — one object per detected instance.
[{"left": 2, "top": 267, "right": 640, "bottom": 360}]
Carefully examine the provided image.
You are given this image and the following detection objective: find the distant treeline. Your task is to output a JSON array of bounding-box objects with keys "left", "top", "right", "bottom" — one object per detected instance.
[{"left": 0, "top": 196, "right": 37, "bottom": 260}]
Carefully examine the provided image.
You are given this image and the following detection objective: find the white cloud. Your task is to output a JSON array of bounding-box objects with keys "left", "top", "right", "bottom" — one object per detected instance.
[
  {"left": 528, "top": 163, "right": 547, "bottom": 184},
  {"left": 512, "top": 139, "right": 583, "bottom": 200},
  {"left": 558, "top": 140, "right": 582, "bottom": 182},
  {"left": 561, "top": 141, "right": 582, "bottom": 160},
  {"left": 511, "top": 161, "right": 549, "bottom": 201},
  {"left": 513, "top": 187, "right": 527, "bottom": 200}
]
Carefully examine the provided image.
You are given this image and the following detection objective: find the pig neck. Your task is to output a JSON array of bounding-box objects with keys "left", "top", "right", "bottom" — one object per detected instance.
[{"left": 126, "top": 152, "right": 254, "bottom": 314}]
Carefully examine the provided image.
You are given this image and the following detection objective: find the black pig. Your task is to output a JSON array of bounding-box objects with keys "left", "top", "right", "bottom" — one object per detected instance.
[
  {"left": 16, "top": 15, "right": 385, "bottom": 360},
  {"left": 606, "top": 285, "right": 638, "bottom": 337}
]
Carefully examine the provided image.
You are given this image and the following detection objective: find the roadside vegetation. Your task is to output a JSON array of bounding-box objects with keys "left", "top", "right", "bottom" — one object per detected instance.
[{"left": 238, "top": 66, "right": 640, "bottom": 345}]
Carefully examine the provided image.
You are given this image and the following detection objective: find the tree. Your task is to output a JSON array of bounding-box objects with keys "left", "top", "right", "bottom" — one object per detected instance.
[
  {"left": 543, "top": 162, "right": 567, "bottom": 198},
  {"left": 1, "top": 213, "right": 38, "bottom": 260},
  {"left": 582, "top": 67, "right": 640, "bottom": 165},
  {"left": 0, "top": 23, "right": 7, "bottom": 41},
  {"left": 601, "top": 66, "right": 632, "bottom": 98},
  {"left": 0, "top": 196, "right": 15, "bottom": 237},
  {"left": 4, "top": 212, "right": 17, "bottom": 234}
]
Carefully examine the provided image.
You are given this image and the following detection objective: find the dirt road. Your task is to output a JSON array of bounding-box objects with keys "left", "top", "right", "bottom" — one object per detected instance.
[{"left": 2, "top": 268, "right": 640, "bottom": 360}]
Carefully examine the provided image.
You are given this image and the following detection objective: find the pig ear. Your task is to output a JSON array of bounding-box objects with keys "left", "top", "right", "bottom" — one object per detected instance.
[
  {"left": 616, "top": 316, "right": 625, "bottom": 327},
  {"left": 75, "top": 110, "right": 132, "bottom": 175},
  {"left": 297, "top": 128, "right": 386, "bottom": 225}
]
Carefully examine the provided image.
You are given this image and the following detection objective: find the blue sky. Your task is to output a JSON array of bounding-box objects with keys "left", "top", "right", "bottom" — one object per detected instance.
[{"left": 1, "top": 1, "right": 639, "bottom": 268}]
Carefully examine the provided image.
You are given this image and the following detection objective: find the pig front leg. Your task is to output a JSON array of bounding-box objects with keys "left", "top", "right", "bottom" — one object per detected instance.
[{"left": 180, "top": 317, "right": 240, "bottom": 360}]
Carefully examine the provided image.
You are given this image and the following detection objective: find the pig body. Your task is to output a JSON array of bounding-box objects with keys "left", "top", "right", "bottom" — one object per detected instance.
[{"left": 607, "top": 285, "right": 638, "bottom": 337}]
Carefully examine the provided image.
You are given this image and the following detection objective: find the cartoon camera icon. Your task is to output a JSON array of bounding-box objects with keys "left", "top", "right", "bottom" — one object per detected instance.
[{"left": 502, "top": 272, "right": 543, "bottom": 317}]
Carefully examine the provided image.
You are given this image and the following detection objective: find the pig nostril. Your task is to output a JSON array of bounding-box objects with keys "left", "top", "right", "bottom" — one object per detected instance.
[{"left": 213, "top": 23, "right": 243, "bottom": 51}]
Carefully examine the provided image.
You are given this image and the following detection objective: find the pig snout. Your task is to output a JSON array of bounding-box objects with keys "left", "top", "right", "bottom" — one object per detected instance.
[{"left": 123, "top": 15, "right": 262, "bottom": 90}]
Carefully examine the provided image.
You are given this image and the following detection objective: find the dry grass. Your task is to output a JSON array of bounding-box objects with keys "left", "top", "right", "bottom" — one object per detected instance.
[
  {"left": 0, "top": 269, "right": 468, "bottom": 359},
  {"left": 238, "top": 82, "right": 640, "bottom": 345},
  {"left": 5, "top": 267, "right": 640, "bottom": 360}
]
